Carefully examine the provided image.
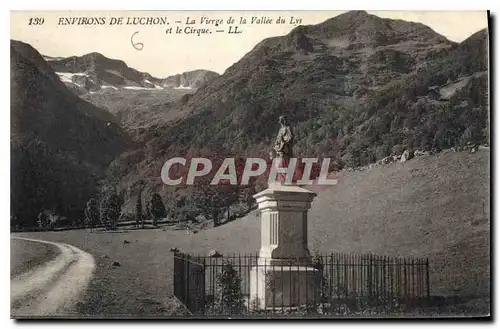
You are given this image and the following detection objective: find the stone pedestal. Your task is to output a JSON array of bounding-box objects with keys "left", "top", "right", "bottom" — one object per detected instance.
[
  {"left": 250, "top": 265, "right": 321, "bottom": 310},
  {"left": 249, "top": 184, "right": 320, "bottom": 310}
]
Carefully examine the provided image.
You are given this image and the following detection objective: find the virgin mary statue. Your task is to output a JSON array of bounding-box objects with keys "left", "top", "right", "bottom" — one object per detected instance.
[{"left": 272, "top": 115, "right": 294, "bottom": 183}]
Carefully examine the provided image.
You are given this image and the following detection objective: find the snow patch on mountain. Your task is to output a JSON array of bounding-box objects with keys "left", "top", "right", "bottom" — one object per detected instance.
[
  {"left": 101, "top": 85, "right": 119, "bottom": 90},
  {"left": 123, "top": 86, "right": 159, "bottom": 91},
  {"left": 174, "top": 85, "right": 194, "bottom": 90},
  {"left": 56, "top": 72, "right": 90, "bottom": 83},
  {"left": 43, "top": 56, "right": 64, "bottom": 61},
  {"left": 55, "top": 71, "right": 169, "bottom": 92}
]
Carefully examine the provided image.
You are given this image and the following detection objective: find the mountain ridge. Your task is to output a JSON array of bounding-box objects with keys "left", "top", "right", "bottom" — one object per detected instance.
[
  {"left": 11, "top": 40, "right": 131, "bottom": 227},
  {"left": 46, "top": 52, "right": 220, "bottom": 93}
]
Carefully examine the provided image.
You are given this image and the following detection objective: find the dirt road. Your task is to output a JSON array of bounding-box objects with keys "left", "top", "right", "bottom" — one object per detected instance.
[{"left": 11, "top": 237, "right": 95, "bottom": 318}]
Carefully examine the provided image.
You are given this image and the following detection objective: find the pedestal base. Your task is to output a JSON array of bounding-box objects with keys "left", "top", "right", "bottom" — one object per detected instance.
[{"left": 249, "top": 263, "right": 321, "bottom": 310}]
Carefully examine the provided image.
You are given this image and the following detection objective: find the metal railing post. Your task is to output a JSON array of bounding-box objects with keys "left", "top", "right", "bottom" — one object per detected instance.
[{"left": 426, "top": 258, "right": 430, "bottom": 298}]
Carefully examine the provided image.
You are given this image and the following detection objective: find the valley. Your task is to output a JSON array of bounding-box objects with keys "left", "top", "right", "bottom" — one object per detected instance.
[{"left": 10, "top": 10, "right": 490, "bottom": 317}]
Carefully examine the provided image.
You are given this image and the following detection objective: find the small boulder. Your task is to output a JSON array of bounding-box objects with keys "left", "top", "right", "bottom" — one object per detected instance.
[
  {"left": 470, "top": 147, "right": 477, "bottom": 154},
  {"left": 123, "top": 240, "right": 130, "bottom": 244},
  {"left": 381, "top": 156, "right": 394, "bottom": 165},
  {"left": 414, "top": 150, "right": 429, "bottom": 157},
  {"left": 112, "top": 261, "right": 121, "bottom": 267},
  {"left": 400, "top": 149, "right": 414, "bottom": 163},
  {"left": 170, "top": 247, "right": 179, "bottom": 252},
  {"left": 208, "top": 249, "right": 222, "bottom": 257}
]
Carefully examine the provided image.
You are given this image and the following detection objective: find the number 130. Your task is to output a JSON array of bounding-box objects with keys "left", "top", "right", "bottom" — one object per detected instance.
[{"left": 28, "top": 17, "right": 44, "bottom": 25}]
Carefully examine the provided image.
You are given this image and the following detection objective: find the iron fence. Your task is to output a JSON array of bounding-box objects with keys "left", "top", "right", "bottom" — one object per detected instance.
[{"left": 173, "top": 252, "right": 430, "bottom": 316}]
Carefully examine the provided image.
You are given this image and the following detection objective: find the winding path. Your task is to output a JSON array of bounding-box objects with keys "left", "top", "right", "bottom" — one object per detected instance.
[{"left": 11, "top": 237, "right": 95, "bottom": 318}]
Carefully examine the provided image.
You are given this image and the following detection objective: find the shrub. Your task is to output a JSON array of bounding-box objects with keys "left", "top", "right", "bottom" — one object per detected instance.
[
  {"left": 213, "top": 262, "right": 245, "bottom": 315},
  {"left": 37, "top": 209, "right": 62, "bottom": 230},
  {"left": 37, "top": 211, "right": 49, "bottom": 231}
]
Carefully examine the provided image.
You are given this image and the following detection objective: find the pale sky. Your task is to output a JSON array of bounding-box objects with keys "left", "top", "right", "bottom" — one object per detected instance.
[{"left": 11, "top": 11, "right": 488, "bottom": 77}]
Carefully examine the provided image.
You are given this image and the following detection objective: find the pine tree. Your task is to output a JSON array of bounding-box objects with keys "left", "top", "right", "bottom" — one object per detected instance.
[
  {"left": 100, "top": 191, "right": 121, "bottom": 230},
  {"left": 136, "top": 189, "right": 143, "bottom": 229},
  {"left": 84, "top": 198, "right": 99, "bottom": 232},
  {"left": 145, "top": 203, "right": 150, "bottom": 228},
  {"left": 149, "top": 193, "right": 166, "bottom": 226}
]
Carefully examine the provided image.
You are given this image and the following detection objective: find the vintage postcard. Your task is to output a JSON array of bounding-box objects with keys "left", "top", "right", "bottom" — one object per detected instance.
[{"left": 10, "top": 10, "right": 490, "bottom": 319}]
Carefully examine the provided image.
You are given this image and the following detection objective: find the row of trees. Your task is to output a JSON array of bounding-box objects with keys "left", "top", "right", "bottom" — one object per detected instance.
[
  {"left": 135, "top": 190, "right": 167, "bottom": 228},
  {"left": 171, "top": 184, "right": 257, "bottom": 227},
  {"left": 84, "top": 189, "right": 167, "bottom": 232}
]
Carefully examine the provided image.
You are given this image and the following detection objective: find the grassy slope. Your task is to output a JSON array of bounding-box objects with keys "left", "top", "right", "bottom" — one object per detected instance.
[
  {"left": 182, "top": 149, "right": 490, "bottom": 299},
  {"left": 80, "top": 88, "right": 193, "bottom": 131},
  {"left": 12, "top": 149, "right": 490, "bottom": 316},
  {"left": 10, "top": 239, "right": 60, "bottom": 277}
]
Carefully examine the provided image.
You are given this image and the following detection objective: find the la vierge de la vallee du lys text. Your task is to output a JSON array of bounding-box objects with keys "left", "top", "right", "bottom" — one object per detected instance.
[{"left": 54, "top": 15, "right": 303, "bottom": 35}]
